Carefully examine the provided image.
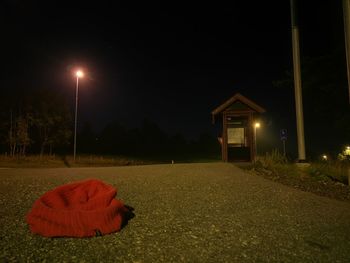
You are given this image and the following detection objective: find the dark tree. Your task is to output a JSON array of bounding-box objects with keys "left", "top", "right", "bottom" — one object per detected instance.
[
  {"left": 98, "top": 121, "right": 127, "bottom": 154},
  {"left": 0, "top": 89, "right": 72, "bottom": 156},
  {"left": 77, "top": 122, "right": 98, "bottom": 154},
  {"left": 29, "top": 90, "right": 72, "bottom": 155},
  {"left": 274, "top": 48, "right": 350, "bottom": 157}
]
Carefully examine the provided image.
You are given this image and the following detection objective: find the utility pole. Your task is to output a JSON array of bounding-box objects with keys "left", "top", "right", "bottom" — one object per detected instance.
[
  {"left": 10, "top": 109, "right": 13, "bottom": 156},
  {"left": 290, "top": 0, "right": 306, "bottom": 162},
  {"left": 74, "top": 75, "right": 79, "bottom": 162},
  {"left": 343, "top": 0, "right": 350, "bottom": 104}
]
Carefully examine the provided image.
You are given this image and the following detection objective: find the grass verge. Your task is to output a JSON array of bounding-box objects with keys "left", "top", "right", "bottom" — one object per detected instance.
[
  {"left": 0, "top": 154, "right": 156, "bottom": 168},
  {"left": 0, "top": 153, "right": 221, "bottom": 168},
  {"left": 243, "top": 150, "right": 350, "bottom": 202}
]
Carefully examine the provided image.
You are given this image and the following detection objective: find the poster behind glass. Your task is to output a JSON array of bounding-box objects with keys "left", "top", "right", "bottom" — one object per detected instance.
[{"left": 227, "top": 128, "right": 245, "bottom": 145}]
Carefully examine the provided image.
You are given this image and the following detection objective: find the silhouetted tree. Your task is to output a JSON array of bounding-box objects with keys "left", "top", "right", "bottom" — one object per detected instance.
[
  {"left": 139, "top": 119, "right": 168, "bottom": 154},
  {"left": 169, "top": 133, "right": 188, "bottom": 155},
  {"left": 15, "top": 115, "right": 31, "bottom": 155},
  {"left": 99, "top": 121, "right": 127, "bottom": 154},
  {"left": 0, "top": 89, "right": 72, "bottom": 156},
  {"left": 78, "top": 122, "right": 98, "bottom": 154},
  {"left": 29, "top": 91, "right": 72, "bottom": 156},
  {"left": 274, "top": 48, "right": 350, "bottom": 157}
]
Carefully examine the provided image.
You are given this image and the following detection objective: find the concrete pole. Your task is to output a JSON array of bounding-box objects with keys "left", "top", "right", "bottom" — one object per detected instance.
[
  {"left": 290, "top": 0, "right": 306, "bottom": 161},
  {"left": 74, "top": 76, "right": 79, "bottom": 162},
  {"left": 343, "top": 0, "right": 350, "bottom": 104},
  {"left": 254, "top": 126, "right": 257, "bottom": 161}
]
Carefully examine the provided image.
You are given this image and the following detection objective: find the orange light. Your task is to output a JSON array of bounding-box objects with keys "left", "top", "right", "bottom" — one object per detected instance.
[
  {"left": 76, "top": 70, "right": 84, "bottom": 78},
  {"left": 345, "top": 146, "right": 350, "bottom": 156},
  {"left": 254, "top": 122, "right": 260, "bottom": 128}
]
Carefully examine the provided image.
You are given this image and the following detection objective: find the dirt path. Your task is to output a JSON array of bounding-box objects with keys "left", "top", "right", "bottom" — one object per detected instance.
[{"left": 1, "top": 163, "right": 350, "bottom": 262}]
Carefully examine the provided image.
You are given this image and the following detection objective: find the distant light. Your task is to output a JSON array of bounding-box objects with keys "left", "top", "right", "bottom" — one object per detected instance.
[
  {"left": 254, "top": 122, "right": 261, "bottom": 128},
  {"left": 322, "top": 154, "right": 328, "bottom": 161},
  {"left": 345, "top": 146, "right": 350, "bottom": 156},
  {"left": 76, "top": 70, "right": 84, "bottom": 78}
]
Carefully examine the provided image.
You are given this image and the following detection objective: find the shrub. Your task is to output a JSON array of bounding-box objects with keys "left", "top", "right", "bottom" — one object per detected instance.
[
  {"left": 306, "top": 161, "right": 349, "bottom": 185},
  {"left": 254, "top": 149, "right": 298, "bottom": 178}
]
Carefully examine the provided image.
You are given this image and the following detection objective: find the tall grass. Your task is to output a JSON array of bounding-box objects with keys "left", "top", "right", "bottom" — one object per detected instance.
[
  {"left": 0, "top": 154, "right": 155, "bottom": 168},
  {"left": 251, "top": 149, "right": 349, "bottom": 185},
  {"left": 253, "top": 149, "right": 299, "bottom": 178},
  {"left": 306, "top": 161, "right": 349, "bottom": 185}
]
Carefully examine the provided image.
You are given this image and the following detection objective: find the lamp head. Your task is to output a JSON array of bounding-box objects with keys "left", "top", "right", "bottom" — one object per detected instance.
[{"left": 76, "top": 70, "right": 84, "bottom": 78}]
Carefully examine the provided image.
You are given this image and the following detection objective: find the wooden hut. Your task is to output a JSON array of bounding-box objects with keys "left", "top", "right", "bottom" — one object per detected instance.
[{"left": 212, "top": 93, "right": 266, "bottom": 162}]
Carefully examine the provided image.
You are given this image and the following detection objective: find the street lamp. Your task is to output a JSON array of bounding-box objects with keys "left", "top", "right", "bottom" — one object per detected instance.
[
  {"left": 254, "top": 122, "right": 260, "bottom": 161},
  {"left": 345, "top": 146, "right": 350, "bottom": 156},
  {"left": 322, "top": 154, "right": 328, "bottom": 161},
  {"left": 74, "top": 69, "right": 84, "bottom": 161}
]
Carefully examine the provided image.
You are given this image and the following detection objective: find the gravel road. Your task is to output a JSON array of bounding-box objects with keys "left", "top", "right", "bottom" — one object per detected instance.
[{"left": 1, "top": 162, "right": 350, "bottom": 262}]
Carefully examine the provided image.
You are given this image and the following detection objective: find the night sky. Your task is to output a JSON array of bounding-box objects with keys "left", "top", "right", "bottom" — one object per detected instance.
[{"left": 1, "top": 1, "right": 345, "bottom": 154}]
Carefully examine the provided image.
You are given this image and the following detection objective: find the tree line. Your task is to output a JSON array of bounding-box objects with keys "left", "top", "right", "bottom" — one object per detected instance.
[
  {"left": 77, "top": 120, "right": 220, "bottom": 161},
  {"left": 0, "top": 90, "right": 72, "bottom": 156},
  {"left": 0, "top": 89, "right": 220, "bottom": 160}
]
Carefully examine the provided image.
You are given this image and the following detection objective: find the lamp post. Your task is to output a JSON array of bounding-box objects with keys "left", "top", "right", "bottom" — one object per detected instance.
[
  {"left": 322, "top": 154, "right": 328, "bottom": 161},
  {"left": 290, "top": 0, "right": 306, "bottom": 162},
  {"left": 254, "top": 122, "right": 260, "bottom": 161},
  {"left": 74, "top": 70, "right": 84, "bottom": 162},
  {"left": 345, "top": 146, "right": 350, "bottom": 157},
  {"left": 343, "top": 0, "right": 350, "bottom": 104}
]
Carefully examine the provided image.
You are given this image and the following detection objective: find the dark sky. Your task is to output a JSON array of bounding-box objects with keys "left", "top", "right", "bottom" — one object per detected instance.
[{"left": 1, "top": 1, "right": 345, "bottom": 147}]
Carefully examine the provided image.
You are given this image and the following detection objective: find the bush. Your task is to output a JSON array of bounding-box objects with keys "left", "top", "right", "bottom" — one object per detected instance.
[
  {"left": 251, "top": 149, "right": 349, "bottom": 186},
  {"left": 306, "top": 161, "right": 349, "bottom": 185},
  {"left": 253, "top": 149, "right": 298, "bottom": 178}
]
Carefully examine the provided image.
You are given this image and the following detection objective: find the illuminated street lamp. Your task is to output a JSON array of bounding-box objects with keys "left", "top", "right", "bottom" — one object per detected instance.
[
  {"left": 74, "top": 69, "right": 84, "bottom": 161},
  {"left": 345, "top": 146, "right": 350, "bottom": 156},
  {"left": 322, "top": 154, "right": 328, "bottom": 161},
  {"left": 254, "top": 122, "right": 260, "bottom": 161}
]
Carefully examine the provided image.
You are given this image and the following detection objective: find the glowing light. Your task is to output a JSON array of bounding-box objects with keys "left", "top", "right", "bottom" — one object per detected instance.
[
  {"left": 254, "top": 122, "right": 261, "bottom": 128},
  {"left": 322, "top": 154, "right": 328, "bottom": 161},
  {"left": 345, "top": 146, "right": 350, "bottom": 156},
  {"left": 76, "top": 70, "right": 84, "bottom": 78}
]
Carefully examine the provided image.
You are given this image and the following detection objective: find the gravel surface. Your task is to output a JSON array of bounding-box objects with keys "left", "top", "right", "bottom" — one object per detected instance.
[{"left": 1, "top": 163, "right": 350, "bottom": 262}]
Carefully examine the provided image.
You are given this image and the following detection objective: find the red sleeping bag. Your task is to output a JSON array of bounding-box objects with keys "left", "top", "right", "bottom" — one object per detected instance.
[{"left": 26, "top": 179, "right": 129, "bottom": 237}]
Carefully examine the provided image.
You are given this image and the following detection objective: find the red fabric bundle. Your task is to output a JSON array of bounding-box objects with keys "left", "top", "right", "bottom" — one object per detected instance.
[{"left": 26, "top": 179, "right": 128, "bottom": 237}]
